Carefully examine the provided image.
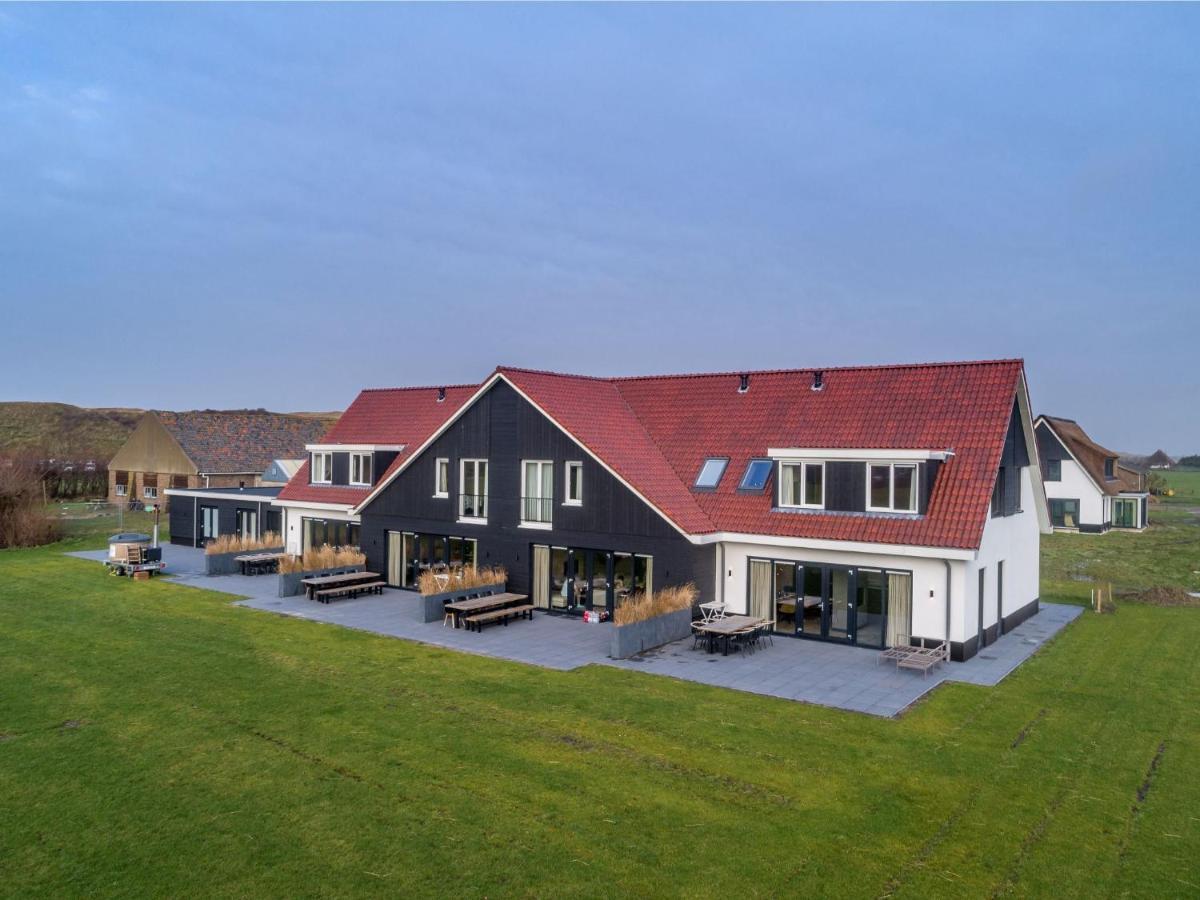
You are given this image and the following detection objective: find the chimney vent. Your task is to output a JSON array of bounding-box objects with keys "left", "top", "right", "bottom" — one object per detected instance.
[
  {"left": 811, "top": 370, "right": 824, "bottom": 392},
  {"left": 437, "top": 387, "right": 446, "bottom": 402},
  {"left": 738, "top": 374, "right": 750, "bottom": 394}
]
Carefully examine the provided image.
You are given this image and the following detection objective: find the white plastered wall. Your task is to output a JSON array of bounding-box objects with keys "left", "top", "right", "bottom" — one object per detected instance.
[
  {"left": 969, "top": 466, "right": 1042, "bottom": 635},
  {"left": 1043, "top": 458, "right": 1105, "bottom": 527},
  {"left": 717, "top": 542, "right": 955, "bottom": 642},
  {"left": 278, "top": 505, "right": 359, "bottom": 555}
]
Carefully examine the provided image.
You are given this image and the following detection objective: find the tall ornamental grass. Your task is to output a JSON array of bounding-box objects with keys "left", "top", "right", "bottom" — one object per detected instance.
[{"left": 613, "top": 583, "right": 698, "bottom": 626}]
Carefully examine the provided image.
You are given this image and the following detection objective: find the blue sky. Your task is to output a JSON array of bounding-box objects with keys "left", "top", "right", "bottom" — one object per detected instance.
[{"left": 1, "top": 4, "right": 1197, "bottom": 453}]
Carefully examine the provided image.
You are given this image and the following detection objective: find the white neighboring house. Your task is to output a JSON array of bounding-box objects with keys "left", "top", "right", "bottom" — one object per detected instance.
[
  {"left": 271, "top": 385, "right": 478, "bottom": 556},
  {"left": 1034, "top": 416, "right": 1149, "bottom": 532}
]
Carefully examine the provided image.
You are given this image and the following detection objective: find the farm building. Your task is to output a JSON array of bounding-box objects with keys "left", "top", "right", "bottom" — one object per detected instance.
[{"left": 107, "top": 410, "right": 330, "bottom": 511}]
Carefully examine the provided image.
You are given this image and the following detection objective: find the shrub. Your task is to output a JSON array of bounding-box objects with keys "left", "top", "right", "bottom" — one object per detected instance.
[
  {"left": 417, "top": 565, "right": 508, "bottom": 596},
  {"left": 278, "top": 545, "right": 366, "bottom": 574},
  {"left": 0, "top": 463, "right": 62, "bottom": 548},
  {"left": 204, "top": 532, "right": 283, "bottom": 555},
  {"left": 614, "top": 583, "right": 698, "bottom": 626}
]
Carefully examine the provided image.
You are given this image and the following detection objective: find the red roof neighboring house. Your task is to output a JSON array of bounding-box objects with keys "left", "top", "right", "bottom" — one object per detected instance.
[{"left": 277, "top": 385, "right": 477, "bottom": 506}]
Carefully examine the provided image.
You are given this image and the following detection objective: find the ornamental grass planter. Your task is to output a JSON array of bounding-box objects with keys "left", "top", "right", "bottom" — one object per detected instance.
[
  {"left": 205, "top": 547, "right": 284, "bottom": 577},
  {"left": 417, "top": 583, "right": 507, "bottom": 623},
  {"left": 610, "top": 607, "right": 694, "bottom": 659},
  {"left": 278, "top": 564, "right": 367, "bottom": 598}
]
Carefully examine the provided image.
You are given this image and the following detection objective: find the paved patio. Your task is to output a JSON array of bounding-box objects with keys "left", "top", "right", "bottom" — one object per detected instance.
[{"left": 66, "top": 545, "right": 1082, "bottom": 717}]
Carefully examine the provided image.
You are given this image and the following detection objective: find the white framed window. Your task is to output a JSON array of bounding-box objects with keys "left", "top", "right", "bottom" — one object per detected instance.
[
  {"left": 867, "top": 463, "right": 918, "bottom": 513},
  {"left": 779, "top": 461, "right": 824, "bottom": 508},
  {"left": 434, "top": 458, "right": 449, "bottom": 498},
  {"left": 311, "top": 452, "right": 333, "bottom": 484},
  {"left": 143, "top": 486, "right": 158, "bottom": 499},
  {"left": 459, "top": 459, "right": 488, "bottom": 520},
  {"left": 564, "top": 461, "right": 583, "bottom": 506},
  {"left": 115, "top": 484, "right": 127, "bottom": 497},
  {"left": 349, "top": 452, "right": 373, "bottom": 486},
  {"left": 521, "top": 460, "right": 554, "bottom": 527}
]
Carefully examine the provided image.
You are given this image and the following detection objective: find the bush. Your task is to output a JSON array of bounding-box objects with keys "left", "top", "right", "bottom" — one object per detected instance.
[
  {"left": 614, "top": 583, "right": 698, "bottom": 626},
  {"left": 0, "top": 464, "right": 62, "bottom": 548},
  {"left": 204, "top": 532, "right": 283, "bottom": 556},
  {"left": 278, "top": 545, "right": 365, "bottom": 574},
  {"left": 417, "top": 565, "right": 507, "bottom": 596}
]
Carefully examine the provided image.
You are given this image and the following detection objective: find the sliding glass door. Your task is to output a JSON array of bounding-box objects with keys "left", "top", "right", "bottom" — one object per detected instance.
[{"left": 748, "top": 559, "right": 913, "bottom": 648}]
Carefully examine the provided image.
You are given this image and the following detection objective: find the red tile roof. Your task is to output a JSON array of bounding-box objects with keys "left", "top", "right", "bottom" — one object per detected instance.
[
  {"left": 277, "top": 385, "right": 476, "bottom": 507},
  {"left": 500, "top": 359, "right": 1026, "bottom": 550}
]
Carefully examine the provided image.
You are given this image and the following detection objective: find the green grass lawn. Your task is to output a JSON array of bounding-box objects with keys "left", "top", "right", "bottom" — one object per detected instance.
[{"left": 2, "top": 522, "right": 1199, "bottom": 897}]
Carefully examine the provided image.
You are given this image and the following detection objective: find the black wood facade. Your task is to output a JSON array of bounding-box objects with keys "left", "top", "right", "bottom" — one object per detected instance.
[
  {"left": 167, "top": 489, "right": 282, "bottom": 546},
  {"left": 358, "top": 380, "right": 715, "bottom": 603}
]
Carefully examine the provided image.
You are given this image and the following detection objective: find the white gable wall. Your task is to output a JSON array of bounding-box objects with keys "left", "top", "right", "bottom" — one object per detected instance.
[
  {"left": 1043, "top": 457, "right": 1105, "bottom": 526},
  {"left": 971, "top": 466, "right": 1042, "bottom": 634}
]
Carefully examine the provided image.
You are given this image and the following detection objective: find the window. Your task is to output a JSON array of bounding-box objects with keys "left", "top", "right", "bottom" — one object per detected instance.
[
  {"left": 565, "top": 461, "right": 583, "bottom": 505},
  {"left": 434, "top": 458, "right": 449, "bottom": 498},
  {"left": 349, "top": 452, "right": 372, "bottom": 486},
  {"left": 1105, "top": 458, "right": 1116, "bottom": 480},
  {"left": 694, "top": 457, "right": 728, "bottom": 490},
  {"left": 1045, "top": 458, "right": 1061, "bottom": 481},
  {"left": 739, "top": 459, "right": 773, "bottom": 493},
  {"left": 779, "top": 462, "right": 823, "bottom": 508},
  {"left": 303, "top": 518, "right": 360, "bottom": 552},
  {"left": 143, "top": 486, "right": 158, "bottom": 499},
  {"left": 459, "top": 459, "right": 488, "bottom": 520},
  {"left": 236, "top": 508, "right": 258, "bottom": 540},
  {"left": 201, "top": 506, "right": 218, "bottom": 540},
  {"left": 867, "top": 463, "right": 918, "bottom": 513},
  {"left": 115, "top": 483, "right": 127, "bottom": 497},
  {"left": 521, "top": 460, "right": 554, "bottom": 526},
  {"left": 311, "top": 452, "right": 332, "bottom": 484},
  {"left": 991, "top": 468, "right": 1005, "bottom": 517},
  {"left": 1048, "top": 498, "right": 1079, "bottom": 528},
  {"left": 1113, "top": 498, "right": 1138, "bottom": 528}
]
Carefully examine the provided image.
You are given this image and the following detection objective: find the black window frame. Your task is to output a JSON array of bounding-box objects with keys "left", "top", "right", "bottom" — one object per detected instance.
[
  {"left": 738, "top": 458, "right": 774, "bottom": 493},
  {"left": 1045, "top": 458, "right": 1061, "bottom": 482}
]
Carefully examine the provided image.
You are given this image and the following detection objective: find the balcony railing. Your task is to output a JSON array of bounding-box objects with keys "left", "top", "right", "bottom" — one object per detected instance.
[
  {"left": 459, "top": 493, "right": 488, "bottom": 519},
  {"left": 520, "top": 495, "right": 553, "bottom": 525}
]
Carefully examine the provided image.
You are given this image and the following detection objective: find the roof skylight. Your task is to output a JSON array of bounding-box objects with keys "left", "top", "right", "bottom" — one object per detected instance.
[
  {"left": 694, "top": 457, "right": 728, "bottom": 490},
  {"left": 739, "top": 458, "right": 773, "bottom": 492}
]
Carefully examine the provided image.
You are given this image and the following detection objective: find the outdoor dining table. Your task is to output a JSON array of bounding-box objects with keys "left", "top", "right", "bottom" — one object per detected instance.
[
  {"left": 443, "top": 592, "right": 528, "bottom": 629},
  {"left": 696, "top": 615, "right": 766, "bottom": 656},
  {"left": 235, "top": 551, "right": 285, "bottom": 576},
  {"left": 300, "top": 570, "right": 382, "bottom": 600}
]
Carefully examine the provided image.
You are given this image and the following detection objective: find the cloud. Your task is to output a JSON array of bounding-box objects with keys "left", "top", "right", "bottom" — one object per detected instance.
[{"left": 21, "top": 81, "right": 110, "bottom": 122}]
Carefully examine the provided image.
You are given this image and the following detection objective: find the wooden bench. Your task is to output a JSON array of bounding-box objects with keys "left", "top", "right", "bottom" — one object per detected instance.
[
  {"left": 881, "top": 636, "right": 949, "bottom": 677},
  {"left": 313, "top": 580, "right": 386, "bottom": 603},
  {"left": 462, "top": 604, "right": 535, "bottom": 633}
]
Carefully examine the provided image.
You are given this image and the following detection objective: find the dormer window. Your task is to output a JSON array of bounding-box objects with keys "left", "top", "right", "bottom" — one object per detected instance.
[
  {"left": 779, "top": 461, "right": 823, "bottom": 508},
  {"left": 1105, "top": 458, "right": 1115, "bottom": 480},
  {"left": 350, "top": 452, "right": 373, "bottom": 486},
  {"left": 867, "top": 463, "right": 917, "bottom": 513},
  {"left": 311, "top": 452, "right": 332, "bottom": 484},
  {"left": 694, "top": 457, "right": 728, "bottom": 490}
]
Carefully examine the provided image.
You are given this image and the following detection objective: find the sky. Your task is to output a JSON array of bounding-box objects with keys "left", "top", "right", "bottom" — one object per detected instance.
[{"left": 1, "top": 4, "right": 1197, "bottom": 454}]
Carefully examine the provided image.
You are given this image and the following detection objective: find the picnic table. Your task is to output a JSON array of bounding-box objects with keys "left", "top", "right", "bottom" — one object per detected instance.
[
  {"left": 443, "top": 592, "right": 533, "bottom": 631},
  {"left": 695, "top": 615, "right": 766, "bottom": 655},
  {"left": 301, "top": 571, "right": 385, "bottom": 602},
  {"left": 235, "top": 551, "right": 285, "bottom": 576}
]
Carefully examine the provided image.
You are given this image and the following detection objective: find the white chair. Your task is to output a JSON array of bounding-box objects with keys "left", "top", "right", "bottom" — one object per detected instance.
[{"left": 699, "top": 600, "right": 726, "bottom": 623}]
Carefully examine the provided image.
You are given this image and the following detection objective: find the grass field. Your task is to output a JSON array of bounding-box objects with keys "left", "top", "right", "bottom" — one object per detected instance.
[{"left": 2, "top": 495, "right": 1199, "bottom": 897}]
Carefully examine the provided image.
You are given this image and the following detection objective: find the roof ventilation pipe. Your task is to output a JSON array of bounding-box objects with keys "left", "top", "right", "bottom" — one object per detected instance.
[
  {"left": 738, "top": 374, "right": 750, "bottom": 394},
  {"left": 811, "top": 370, "right": 824, "bottom": 392},
  {"left": 437, "top": 387, "right": 446, "bottom": 402}
]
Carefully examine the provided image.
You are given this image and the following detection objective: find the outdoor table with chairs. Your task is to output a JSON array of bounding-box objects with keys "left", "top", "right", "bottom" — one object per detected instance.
[
  {"left": 301, "top": 570, "right": 386, "bottom": 602},
  {"left": 691, "top": 602, "right": 773, "bottom": 656},
  {"left": 442, "top": 592, "right": 534, "bottom": 632},
  {"left": 234, "top": 551, "right": 286, "bottom": 576}
]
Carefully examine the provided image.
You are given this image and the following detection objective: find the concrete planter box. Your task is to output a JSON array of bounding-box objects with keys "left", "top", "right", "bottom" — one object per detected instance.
[
  {"left": 417, "top": 582, "right": 506, "bottom": 623},
  {"left": 205, "top": 547, "right": 284, "bottom": 577},
  {"left": 610, "top": 607, "right": 694, "bottom": 659},
  {"left": 278, "top": 564, "right": 366, "bottom": 598}
]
